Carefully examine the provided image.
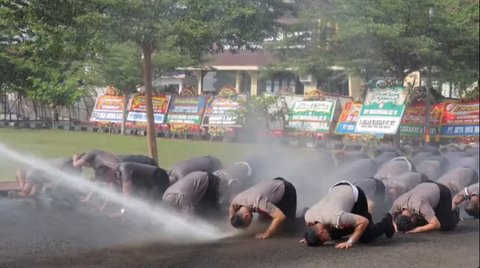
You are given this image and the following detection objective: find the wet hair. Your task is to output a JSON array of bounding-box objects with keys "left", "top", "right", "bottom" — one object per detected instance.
[
  {"left": 230, "top": 214, "right": 248, "bottom": 228},
  {"left": 411, "top": 213, "right": 428, "bottom": 227},
  {"left": 304, "top": 229, "right": 321, "bottom": 247},
  {"left": 396, "top": 215, "right": 414, "bottom": 232}
]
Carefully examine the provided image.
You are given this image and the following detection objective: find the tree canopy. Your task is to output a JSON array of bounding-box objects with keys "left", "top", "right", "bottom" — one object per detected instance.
[{"left": 271, "top": 0, "right": 479, "bottom": 89}]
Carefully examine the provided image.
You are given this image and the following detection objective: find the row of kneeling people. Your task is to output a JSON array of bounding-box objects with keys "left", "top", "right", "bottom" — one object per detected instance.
[{"left": 9, "top": 149, "right": 478, "bottom": 249}]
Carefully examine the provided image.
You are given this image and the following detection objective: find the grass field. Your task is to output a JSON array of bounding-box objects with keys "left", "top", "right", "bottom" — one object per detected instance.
[{"left": 0, "top": 128, "right": 258, "bottom": 182}]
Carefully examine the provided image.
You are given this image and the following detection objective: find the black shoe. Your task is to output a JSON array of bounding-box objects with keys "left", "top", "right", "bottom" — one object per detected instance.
[{"left": 382, "top": 213, "right": 395, "bottom": 238}]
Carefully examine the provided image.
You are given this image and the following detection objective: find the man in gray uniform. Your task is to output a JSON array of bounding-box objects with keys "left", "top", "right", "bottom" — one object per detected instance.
[
  {"left": 168, "top": 156, "right": 222, "bottom": 184},
  {"left": 72, "top": 149, "right": 120, "bottom": 183},
  {"left": 116, "top": 162, "right": 169, "bottom": 200},
  {"left": 163, "top": 171, "right": 221, "bottom": 215},
  {"left": 118, "top": 154, "right": 158, "bottom": 167},
  {"left": 373, "top": 151, "right": 399, "bottom": 167},
  {"left": 301, "top": 181, "right": 394, "bottom": 248},
  {"left": 229, "top": 178, "right": 297, "bottom": 239},
  {"left": 415, "top": 160, "right": 443, "bottom": 181},
  {"left": 449, "top": 156, "right": 479, "bottom": 174},
  {"left": 10, "top": 157, "right": 80, "bottom": 198},
  {"left": 437, "top": 167, "right": 478, "bottom": 195},
  {"left": 452, "top": 183, "right": 479, "bottom": 218},
  {"left": 391, "top": 182, "right": 459, "bottom": 233},
  {"left": 353, "top": 177, "right": 386, "bottom": 217},
  {"left": 384, "top": 172, "right": 430, "bottom": 203},
  {"left": 163, "top": 161, "right": 253, "bottom": 213},
  {"left": 374, "top": 157, "right": 415, "bottom": 181}
]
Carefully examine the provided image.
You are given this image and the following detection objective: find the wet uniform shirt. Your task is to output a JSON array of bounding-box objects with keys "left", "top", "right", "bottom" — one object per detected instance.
[
  {"left": 391, "top": 183, "right": 440, "bottom": 222},
  {"left": 118, "top": 162, "right": 166, "bottom": 189},
  {"left": 231, "top": 179, "right": 285, "bottom": 216},
  {"left": 374, "top": 158, "right": 413, "bottom": 181},
  {"left": 162, "top": 171, "right": 210, "bottom": 211},
  {"left": 451, "top": 157, "right": 479, "bottom": 174},
  {"left": 412, "top": 152, "right": 436, "bottom": 165},
  {"left": 212, "top": 170, "right": 241, "bottom": 207},
  {"left": 118, "top": 154, "right": 158, "bottom": 167},
  {"left": 416, "top": 160, "right": 443, "bottom": 181},
  {"left": 374, "top": 151, "right": 398, "bottom": 166},
  {"left": 353, "top": 178, "right": 381, "bottom": 200},
  {"left": 168, "top": 156, "right": 222, "bottom": 184},
  {"left": 437, "top": 167, "right": 476, "bottom": 194},
  {"left": 385, "top": 172, "right": 425, "bottom": 196},
  {"left": 304, "top": 185, "right": 358, "bottom": 228},
  {"left": 81, "top": 150, "right": 120, "bottom": 170}
]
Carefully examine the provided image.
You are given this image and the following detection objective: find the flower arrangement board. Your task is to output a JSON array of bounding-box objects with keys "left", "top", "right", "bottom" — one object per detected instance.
[
  {"left": 286, "top": 100, "right": 337, "bottom": 133},
  {"left": 127, "top": 94, "right": 172, "bottom": 124},
  {"left": 201, "top": 95, "right": 245, "bottom": 127},
  {"left": 399, "top": 102, "right": 445, "bottom": 136},
  {"left": 166, "top": 96, "right": 207, "bottom": 125},
  {"left": 90, "top": 95, "right": 125, "bottom": 123},
  {"left": 355, "top": 86, "right": 407, "bottom": 134},
  {"left": 334, "top": 102, "right": 363, "bottom": 134},
  {"left": 439, "top": 100, "right": 479, "bottom": 137}
]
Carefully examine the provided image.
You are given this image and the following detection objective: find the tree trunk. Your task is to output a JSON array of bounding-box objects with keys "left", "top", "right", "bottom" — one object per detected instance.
[
  {"left": 121, "top": 93, "right": 129, "bottom": 135},
  {"left": 142, "top": 43, "right": 158, "bottom": 161}
]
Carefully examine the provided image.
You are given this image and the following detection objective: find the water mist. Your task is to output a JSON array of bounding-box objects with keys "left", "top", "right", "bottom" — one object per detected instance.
[{"left": 0, "top": 143, "right": 225, "bottom": 242}]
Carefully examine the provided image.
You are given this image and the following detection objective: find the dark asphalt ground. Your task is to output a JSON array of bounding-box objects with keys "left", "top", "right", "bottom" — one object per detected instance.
[
  {"left": 1, "top": 148, "right": 478, "bottom": 268},
  {"left": 0, "top": 196, "right": 478, "bottom": 268}
]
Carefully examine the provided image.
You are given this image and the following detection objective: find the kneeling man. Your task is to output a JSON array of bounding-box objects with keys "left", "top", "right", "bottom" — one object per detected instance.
[
  {"left": 229, "top": 178, "right": 297, "bottom": 239},
  {"left": 391, "top": 182, "right": 459, "bottom": 233},
  {"left": 302, "top": 181, "right": 394, "bottom": 249}
]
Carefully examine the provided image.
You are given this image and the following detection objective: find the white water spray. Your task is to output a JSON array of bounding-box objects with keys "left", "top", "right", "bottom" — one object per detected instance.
[{"left": 0, "top": 143, "right": 225, "bottom": 242}]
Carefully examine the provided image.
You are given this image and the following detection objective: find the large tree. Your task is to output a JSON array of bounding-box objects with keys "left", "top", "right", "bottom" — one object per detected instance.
[
  {"left": 90, "top": 0, "right": 290, "bottom": 161},
  {"left": 326, "top": 0, "right": 479, "bottom": 85},
  {"left": 2, "top": 0, "right": 290, "bottom": 161},
  {"left": 83, "top": 42, "right": 143, "bottom": 134},
  {"left": 1, "top": 0, "right": 105, "bottom": 121},
  {"left": 278, "top": 0, "right": 479, "bottom": 91}
]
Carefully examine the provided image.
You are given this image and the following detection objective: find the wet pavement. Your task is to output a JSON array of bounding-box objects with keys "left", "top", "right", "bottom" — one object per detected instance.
[{"left": 0, "top": 196, "right": 477, "bottom": 268}]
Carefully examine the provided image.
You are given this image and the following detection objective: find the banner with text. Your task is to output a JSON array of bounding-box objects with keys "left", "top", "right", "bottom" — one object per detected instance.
[
  {"left": 166, "top": 96, "right": 207, "bottom": 125},
  {"left": 201, "top": 96, "right": 245, "bottom": 127},
  {"left": 439, "top": 101, "right": 479, "bottom": 137},
  {"left": 90, "top": 95, "right": 125, "bottom": 123},
  {"left": 399, "top": 102, "right": 444, "bottom": 136},
  {"left": 287, "top": 100, "right": 336, "bottom": 133},
  {"left": 335, "top": 102, "right": 362, "bottom": 134},
  {"left": 355, "top": 86, "right": 407, "bottom": 134},
  {"left": 127, "top": 94, "right": 171, "bottom": 124}
]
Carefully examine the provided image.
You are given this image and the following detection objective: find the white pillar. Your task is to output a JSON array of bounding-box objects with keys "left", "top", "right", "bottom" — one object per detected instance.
[
  {"left": 235, "top": 71, "right": 242, "bottom": 94},
  {"left": 348, "top": 75, "right": 365, "bottom": 100},
  {"left": 193, "top": 70, "right": 204, "bottom": 95},
  {"left": 249, "top": 71, "right": 258, "bottom": 96},
  {"left": 178, "top": 81, "right": 183, "bottom": 94}
]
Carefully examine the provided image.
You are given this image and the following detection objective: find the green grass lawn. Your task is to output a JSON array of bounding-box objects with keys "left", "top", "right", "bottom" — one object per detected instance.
[{"left": 0, "top": 128, "right": 258, "bottom": 182}]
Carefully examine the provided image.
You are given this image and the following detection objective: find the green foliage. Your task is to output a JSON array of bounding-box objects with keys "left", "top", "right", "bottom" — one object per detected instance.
[
  {"left": 265, "top": 9, "right": 337, "bottom": 79},
  {"left": 84, "top": 42, "right": 143, "bottom": 94},
  {"left": 237, "top": 95, "right": 289, "bottom": 131},
  {"left": 273, "top": 0, "right": 478, "bottom": 90},
  {"left": 28, "top": 70, "right": 86, "bottom": 109}
]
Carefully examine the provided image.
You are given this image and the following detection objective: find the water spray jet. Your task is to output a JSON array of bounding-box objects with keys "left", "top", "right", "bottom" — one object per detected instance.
[{"left": 0, "top": 143, "right": 228, "bottom": 243}]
